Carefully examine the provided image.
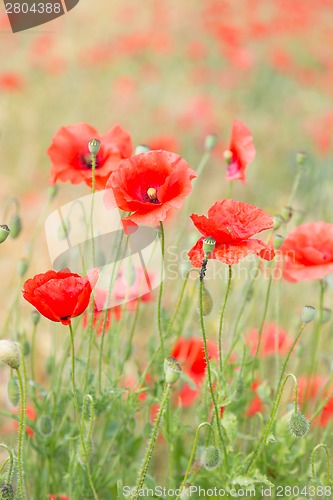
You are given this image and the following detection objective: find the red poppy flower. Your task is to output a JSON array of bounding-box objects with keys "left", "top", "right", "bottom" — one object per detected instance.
[
  {"left": 247, "top": 381, "right": 264, "bottom": 417},
  {"left": 48, "top": 495, "right": 71, "bottom": 500},
  {"left": 82, "top": 288, "right": 122, "bottom": 336},
  {"left": 246, "top": 323, "right": 293, "bottom": 357},
  {"left": 105, "top": 150, "right": 197, "bottom": 225},
  {"left": 298, "top": 375, "right": 333, "bottom": 427},
  {"left": 13, "top": 404, "right": 36, "bottom": 438},
  {"left": 225, "top": 120, "right": 256, "bottom": 182},
  {"left": 188, "top": 199, "right": 274, "bottom": 267},
  {"left": 48, "top": 123, "right": 133, "bottom": 190},
  {"left": 171, "top": 337, "right": 218, "bottom": 406},
  {"left": 22, "top": 269, "right": 98, "bottom": 326},
  {"left": 280, "top": 222, "right": 333, "bottom": 282}
]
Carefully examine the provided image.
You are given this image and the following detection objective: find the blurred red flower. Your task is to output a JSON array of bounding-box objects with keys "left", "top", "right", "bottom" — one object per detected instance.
[
  {"left": 82, "top": 288, "right": 122, "bottom": 336},
  {"left": 22, "top": 269, "right": 98, "bottom": 326},
  {"left": 13, "top": 404, "right": 35, "bottom": 438},
  {"left": 280, "top": 221, "right": 333, "bottom": 282},
  {"left": 48, "top": 496, "right": 71, "bottom": 500},
  {"left": 246, "top": 323, "right": 293, "bottom": 357},
  {"left": 298, "top": 375, "right": 333, "bottom": 427},
  {"left": 105, "top": 150, "right": 197, "bottom": 225},
  {"left": 48, "top": 123, "right": 132, "bottom": 190},
  {"left": 171, "top": 337, "right": 218, "bottom": 406},
  {"left": 188, "top": 199, "right": 274, "bottom": 267},
  {"left": 247, "top": 380, "right": 264, "bottom": 417},
  {"left": 0, "top": 72, "right": 24, "bottom": 91},
  {"left": 225, "top": 120, "right": 256, "bottom": 182}
]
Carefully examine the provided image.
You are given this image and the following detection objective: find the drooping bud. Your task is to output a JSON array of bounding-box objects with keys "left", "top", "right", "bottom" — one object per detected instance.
[
  {"left": 203, "top": 236, "right": 216, "bottom": 257},
  {"left": 280, "top": 206, "right": 293, "bottom": 223},
  {"left": 296, "top": 151, "right": 306, "bottom": 166},
  {"left": 321, "top": 308, "right": 331, "bottom": 324},
  {"left": 0, "top": 225, "right": 10, "bottom": 243},
  {"left": 200, "top": 285, "right": 213, "bottom": 316},
  {"left": 88, "top": 139, "right": 101, "bottom": 156},
  {"left": 223, "top": 149, "right": 233, "bottom": 165},
  {"left": 0, "top": 340, "right": 20, "bottom": 370},
  {"left": 272, "top": 215, "right": 284, "bottom": 231},
  {"left": 37, "top": 415, "right": 53, "bottom": 437},
  {"left": 289, "top": 411, "right": 309, "bottom": 437},
  {"left": 9, "top": 215, "right": 22, "bottom": 239},
  {"left": 301, "top": 305, "right": 316, "bottom": 324},
  {"left": 17, "top": 258, "right": 28, "bottom": 277},
  {"left": 273, "top": 234, "right": 284, "bottom": 250},
  {"left": 203, "top": 446, "right": 221, "bottom": 470},
  {"left": 7, "top": 376, "right": 20, "bottom": 406},
  {"left": 135, "top": 144, "right": 151, "bottom": 155},
  {"left": 164, "top": 356, "right": 182, "bottom": 385},
  {"left": 204, "top": 134, "right": 218, "bottom": 152}
]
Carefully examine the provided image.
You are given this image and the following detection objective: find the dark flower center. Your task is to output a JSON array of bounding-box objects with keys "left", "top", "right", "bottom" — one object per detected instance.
[{"left": 80, "top": 153, "right": 101, "bottom": 170}]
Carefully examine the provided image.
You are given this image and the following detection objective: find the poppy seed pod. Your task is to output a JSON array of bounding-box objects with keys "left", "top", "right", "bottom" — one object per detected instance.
[
  {"left": 289, "top": 411, "right": 309, "bottom": 437},
  {"left": 88, "top": 138, "right": 101, "bottom": 156},
  {"left": 204, "top": 134, "right": 218, "bottom": 152},
  {"left": 301, "top": 305, "right": 316, "bottom": 324},
  {"left": 0, "top": 225, "right": 10, "bottom": 243},
  {"left": 164, "top": 356, "right": 182, "bottom": 385},
  {"left": 9, "top": 214, "right": 22, "bottom": 239},
  {"left": 202, "top": 236, "right": 216, "bottom": 257},
  {"left": 0, "top": 340, "right": 20, "bottom": 370},
  {"left": 223, "top": 149, "right": 233, "bottom": 165}
]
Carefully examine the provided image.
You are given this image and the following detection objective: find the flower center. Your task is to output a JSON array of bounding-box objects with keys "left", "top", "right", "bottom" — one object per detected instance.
[
  {"left": 80, "top": 154, "right": 100, "bottom": 169},
  {"left": 147, "top": 187, "right": 158, "bottom": 203}
]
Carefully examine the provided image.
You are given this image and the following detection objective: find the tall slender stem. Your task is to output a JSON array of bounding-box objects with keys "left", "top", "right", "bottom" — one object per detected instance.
[
  {"left": 16, "top": 365, "right": 26, "bottom": 500},
  {"left": 157, "top": 222, "right": 165, "bottom": 358},
  {"left": 252, "top": 272, "right": 273, "bottom": 380},
  {"left": 218, "top": 265, "right": 232, "bottom": 374}
]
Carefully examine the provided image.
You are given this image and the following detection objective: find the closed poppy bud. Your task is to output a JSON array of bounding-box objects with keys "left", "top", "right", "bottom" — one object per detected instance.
[
  {"left": 296, "top": 152, "right": 306, "bottom": 165},
  {"left": 203, "top": 446, "right": 221, "bottom": 470},
  {"left": 38, "top": 415, "right": 53, "bottom": 437},
  {"left": 321, "top": 307, "right": 331, "bottom": 324},
  {"left": 302, "top": 305, "right": 316, "bottom": 324},
  {"left": 223, "top": 149, "right": 233, "bottom": 165},
  {"left": 88, "top": 139, "right": 101, "bottom": 156},
  {"left": 77, "top": 437, "right": 93, "bottom": 466},
  {"left": 200, "top": 285, "right": 213, "bottom": 316},
  {"left": 17, "top": 258, "right": 28, "bottom": 277},
  {"left": 273, "top": 234, "right": 284, "bottom": 250},
  {"left": 204, "top": 134, "right": 218, "bottom": 152},
  {"left": 0, "top": 483, "right": 14, "bottom": 500},
  {"left": 7, "top": 376, "right": 20, "bottom": 406},
  {"left": 31, "top": 310, "right": 41, "bottom": 326},
  {"left": 134, "top": 144, "right": 151, "bottom": 155},
  {"left": 9, "top": 215, "right": 22, "bottom": 239},
  {"left": 273, "top": 215, "right": 283, "bottom": 231},
  {"left": 180, "top": 483, "right": 193, "bottom": 499},
  {"left": 164, "top": 356, "right": 182, "bottom": 385},
  {"left": 48, "top": 185, "right": 58, "bottom": 199},
  {"left": 0, "top": 340, "right": 20, "bottom": 370},
  {"left": 0, "top": 225, "right": 10, "bottom": 243},
  {"left": 280, "top": 206, "right": 293, "bottom": 223},
  {"left": 203, "top": 236, "right": 216, "bottom": 257},
  {"left": 289, "top": 411, "right": 309, "bottom": 437}
]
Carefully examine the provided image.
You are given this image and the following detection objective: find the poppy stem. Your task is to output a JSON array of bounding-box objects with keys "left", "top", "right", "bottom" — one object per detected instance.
[
  {"left": 132, "top": 383, "right": 171, "bottom": 499},
  {"left": 252, "top": 271, "right": 273, "bottom": 380},
  {"left": 311, "top": 444, "right": 331, "bottom": 482},
  {"left": 0, "top": 444, "right": 14, "bottom": 486},
  {"left": 199, "top": 278, "right": 229, "bottom": 471},
  {"left": 218, "top": 265, "right": 232, "bottom": 376},
  {"left": 16, "top": 360, "right": 26, "bottom": 500},
  {"left": 68, "top": 323, "right": 98, "bottom": 500},
  {"left": 157, "top": 222, "right": 165, "bottom": 359},
  {"left": 307, "top": 280, "right": 325, "bottom": 386}
]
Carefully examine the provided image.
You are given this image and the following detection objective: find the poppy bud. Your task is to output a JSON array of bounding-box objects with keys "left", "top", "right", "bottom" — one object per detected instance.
[
  {"left": 296, "top": 151, "right": 306, "bottom": 166},
  {"left": 88, "top": 139, "right": 101, "bottom": 156},
  {"left": 223, "top": 149, "right": 233, "bottom": 165},
  {"left": 17, "top": 258, "right": 28, "bottom": 277},
  {"left": 0, "top": 340, "right": 20, "bottom": 370},
  {"left": 7, "top": 376, "right": 20, "bottom": 406},
  {"left": 200, "top": 285, "right": 213, "bottom": 316},
  {"left": 77, "top": 437, "right": 93, "bottom": 466},
  {"left": 321, "top": 307, "right": 331, "bottom": 324},
  {"left": 202, "top": 446, "right": 221, "bottom": 470},
  {"left": 272, "top": 215, "right": 283, "bottom": 231},
  {"left": 289, "top": 411, "right": 309, "bottom": 437},
  {"left": 0, "top": 225, "right": 10, "bottom": 243},
  {"left": 9, "top": 214, "right": 22, "bottom": 239},
  {"left": 273, "top": 234, "right": 284, "bottom": 250},
  {"left": 164, "top": 356, "right": 182, "bottom": 385},
  {"left": 38, "top": 415, "right": 53, "bottom": 437},
  {"left": 301, "top": 305, "right": 316, "bottom": 324},
  {"left": 31, "top": 310, "right": 41, "bottom": 326},
  {"left": 48, "top": 185, "right": 58, "bottom": 199},
  {"left": 180, "top": 483, "right": 193, "bottom": 499},
  {"left": 203, "top": 236, "right": 216, "bottom": 257},
  {"left": 22, "top": 340, "right": 30, "bottom": 356},
  {"left": 0, "top": 483, "right": 14, "bottom": 500},
  {"left": 280, "top": 206, "right": 293, "bottom": 223},
  {"left": 135, "top": 144, "right": 151, "bottom": 155},
  {"left": 204, "top": 134, "right": 218, "bottom": 152}
]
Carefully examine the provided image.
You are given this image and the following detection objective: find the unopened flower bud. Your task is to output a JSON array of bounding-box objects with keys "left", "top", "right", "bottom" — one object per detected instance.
[
  {"left": 296, "top": 151, "right": 306, "bottom": 166},
  {"left": 0, "top": 483, "right": 14, "bottom": 500},
  {"left": 7, "top": 376, "right": 20, "bottom": 406},
  {"left": 203, "top": 446, "right": 221, "bottom": 470},
  {"left": 17, "top": 258, "right": 28, "bottom": 277},
  {"left": 273, "top": 234, "right": 284, "bottom": 250},
  {"left": 31, "top": 310, "right": 41, "bottom": 326},
  {"left": 77, "top": 437, "right": 93, "bottom": 466},
  {"left": 203, "top": 236, "right": 216, "bottom": 257},
  {"left": 0, "top": 225, "right": 10, "bottom": 243},
  {"left": 164, "top": 356, "right": 182, "bottom": 385},
  {"left": 180, "top": 483, "right": 193, "bottom": 499},
  {"left": 280, "top": 206, "right": 293, "bottom": 223},
  {"left": 273, "top": 215, "right": 284, "bottom": 231},
  {"left": 9, "top": 215, "right": 21, "bottom": 239},
  {"left": 302, "top": 305, "right": 316, "bottom": 324},
  {"left": 0, "top": 340, "right": 20, "bottom": 370},
  {"left": 48, "top": 185, "right": 58, "bottom": 200},
  {"left": 200, "top": 285, "right": 213, "bottom": 316},
  {"left": 321, "top": 308, "right": 331, "bottom": 324},
  {"left": 204, "top": 134, "right": 218, "bottom": 152},
  {"left": 223, "top": 149, "right": 233, "bottom": 165},
  {"left": 135, "top": 144, "right": 151, "bottom": 155},
  {"left": 38, "top": 415, "right": 53, "bottom": 436},
  {"left": 22, "top": 340, "right": 30, "bottom": 356},
  {"left": 88, "top": 139, "right": 101, "bottom": 156},
  {"left": 289, "top": 411, "right": 309, "bottom": 437}
]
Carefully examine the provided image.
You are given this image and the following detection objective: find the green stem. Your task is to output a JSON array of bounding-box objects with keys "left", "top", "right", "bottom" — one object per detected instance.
[
  {"left": 308, "top": 280, "right": 325, "bottom": 379},
  {"left": 218, "top": 265, "right": 232, "bottom": 375},
  {"left": 30, "top": 322, "right": 37, "bottom": 383},
  {"left": 68, "top": 323, "right": 98, "bottom": 500},
  {"left": 199, "top": 278, "right": 229, "bottom": 471},
  {"left": 246, "top": 322, "right": 306, "bottom": 473},
  {"left": 132, "top": 384, "right": 171, "bottom": 499},
  {"left": 226, "top": 181, "right": 233, "bottom": 199},
  {"left": 176, "top": 423, "right": 215, "bottom": 500},
  {"left": 311, "top": 444, "right": 331, "bottom": 482},
  {"left": 252, "top": 272, "right": 273, "bottom": 379},
  {"left": 16, "top": 366, "right": 26, "bottom": 500},
  {"left": 157, "top": 222, "right": 165, "bottom": 359},
  {"left": 0, "top": 444, "right": 14, "bottom": 485}
]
